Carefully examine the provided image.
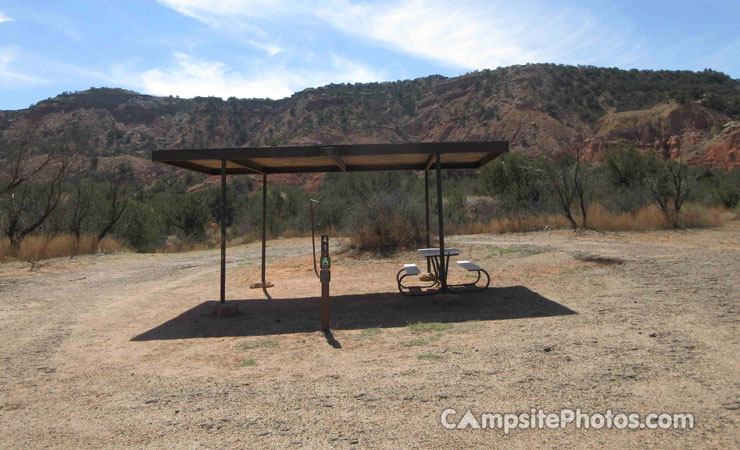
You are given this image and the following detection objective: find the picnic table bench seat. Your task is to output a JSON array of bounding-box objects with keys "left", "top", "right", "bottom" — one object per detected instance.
[
  {"left": 450, "top": 260, "right": 490, "bottom": 292},
  {"left": 397, "top": 263, "right": 436, "bottom": 296},
  {"left": 457, "top": 261, "right": 481, "bottom": 271},
  {"left": 403, "top": 263, "right": 420, "bottom": 276},
  {"left": 397, "top": 254, "right": 490, "bottom": 296}
]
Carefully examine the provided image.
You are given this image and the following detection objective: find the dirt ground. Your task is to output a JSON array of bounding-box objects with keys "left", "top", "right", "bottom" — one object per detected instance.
[{"left": 1, "top": 222, "right": 739, "bottom": 449}]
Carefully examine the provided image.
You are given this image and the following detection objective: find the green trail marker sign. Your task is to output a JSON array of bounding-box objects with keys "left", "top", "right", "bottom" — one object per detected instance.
[{"left": 320, "top": 256, "right": 331, "bottom": 269}]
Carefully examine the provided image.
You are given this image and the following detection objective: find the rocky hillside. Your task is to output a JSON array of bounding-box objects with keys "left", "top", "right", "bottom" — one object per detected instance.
[
  {"left": 586, "top": 102, "right": 739, "bottom": 168},
  {"left": 1, "top": 64, "right": 739, "bottom": 183}
]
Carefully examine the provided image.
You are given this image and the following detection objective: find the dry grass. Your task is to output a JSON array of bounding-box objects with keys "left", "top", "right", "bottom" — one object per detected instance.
[
  {"left": 0, "top": 234, "right": 126, "bottom": 262},
  {"left": 1, "top": 205, "right": 728, "bottom": 262},
  {"left": 449, "top": 214, "right": 570, "bottom": 235},
  {"left": 676, "top": 204, "right": 729, "bottom": 228},
  {"left": 449, "top": 203, "right": 728, "bottom": 234},
  {"left": 588, "top": 203, "right": 727, "bottom": 231}
]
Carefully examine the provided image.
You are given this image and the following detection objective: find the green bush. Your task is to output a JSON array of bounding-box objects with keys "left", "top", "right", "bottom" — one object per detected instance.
[
  {"left": 599, "top": 146, "right": 652, "bottom": 213},
  {"left": 480, "top": 152, "right": 545, "bottom": 214},
  {"left": 168, "top": 193, "right": 210, "bottom": 241},
  {"left": 316, "top": 172, "right": 426, "bottom": 252},
  {"left": 697, "top": 168, "right": 740, "bottom": 208},
  {"left": 208, "top": 185, "right": 237, "bottom": 228},
  {"left": 118, "top": 202, "right": 166, "bottom": 252}
]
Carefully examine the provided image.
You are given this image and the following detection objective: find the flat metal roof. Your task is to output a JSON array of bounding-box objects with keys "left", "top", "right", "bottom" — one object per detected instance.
[{"left": 151, "top": 141, "right": 509, "bottom": 175}]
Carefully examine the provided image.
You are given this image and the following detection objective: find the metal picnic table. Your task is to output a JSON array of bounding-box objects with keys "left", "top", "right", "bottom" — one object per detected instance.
[
  {"left": 418, "top": 247, "right": 461, "bottom": 285},
  {"left": 396, "top": 248, "right": 490, "bottom": 296}
]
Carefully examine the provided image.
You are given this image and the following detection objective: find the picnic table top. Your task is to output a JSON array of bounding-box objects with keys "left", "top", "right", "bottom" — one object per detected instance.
[{"left": 417, "top": 248, "right": 461, "bottom": 257}]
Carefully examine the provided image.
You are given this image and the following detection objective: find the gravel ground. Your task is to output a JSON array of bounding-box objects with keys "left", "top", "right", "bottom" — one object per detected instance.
[{"left": 0, "top": 223, "right": 738, "bottom": 449}]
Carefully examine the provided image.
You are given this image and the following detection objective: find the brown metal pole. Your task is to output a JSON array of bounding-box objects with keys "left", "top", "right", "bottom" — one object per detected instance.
[
  {"left": 321, "top": 281, "right": 330, "bottom": 331},
  {"left": 436, "top": 153, "right": 447, "bottom": 293},
  {"left": 261, "top": 173, "right": 267, "bottom": 287},
  {"left": 220, "top": 160, "right": 226, "bottom": 303},
  {"left": 320, "top": 235, "right": 330, "bottom": 331},
  {"left": 424, "top": 169, "right": 431, "bottom": 273}
]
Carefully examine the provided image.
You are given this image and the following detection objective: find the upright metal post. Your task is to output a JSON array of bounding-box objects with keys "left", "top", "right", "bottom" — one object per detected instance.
[
  {"left": 435, "top": 153, "right": 447, "bottom": 293},
  {"left": 261, "top": 173, "right": 267, "bottom": 288},
  {"left": 320, "top": 236, "right": 331, "bottom": 331},
  {"left": 310, "top": 199, "right": 320, "bottom": 278},
  {"left": 220, "top": 160, "right": 226, "bottom": 303},
  {"left": 321, "top": 280, "right": 330, "bottom": 331},
  {"left": 424, "top": 169, "right": 431, "bottom": 273}
]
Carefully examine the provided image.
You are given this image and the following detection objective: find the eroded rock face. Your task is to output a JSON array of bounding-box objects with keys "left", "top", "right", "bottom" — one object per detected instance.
[
  {"left": 594, "top": 103, "right": 726, "bottom": 141},
  {"left": 585, "top": 103, "right": 735, "bottom": 167},
  {"left": 703, "top": 123, "right": 740, "bottom": 169}
]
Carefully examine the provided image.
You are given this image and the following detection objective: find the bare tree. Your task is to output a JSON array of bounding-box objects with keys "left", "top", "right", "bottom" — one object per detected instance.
[
  {"left": 0, "top": 140, "right": 74, "bottom": 255},
  {"left": 539, "top": 145, "right": 591, "bottom": 230},
  {"left": 69, "top": 179, "right": 95, "bottom": 246},
  {"left": 644, "top": 152, "right": 694, "bottom": 229},
  {"left": 94, "top": 163, "right": 131, "bottom": 248},
  {"left": 1, "top": 141, "right": 56, "bottom": 197}
]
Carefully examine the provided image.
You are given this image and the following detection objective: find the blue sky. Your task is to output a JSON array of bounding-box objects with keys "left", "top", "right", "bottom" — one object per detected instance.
[{"left": 1, "top": 0, "right": 738, "bottom": 110}]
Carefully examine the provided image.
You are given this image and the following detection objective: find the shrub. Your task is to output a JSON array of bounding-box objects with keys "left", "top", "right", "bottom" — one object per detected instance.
[
  {"left": 168, "top": 193, "right": 210, "bottom": 241},
  {"left": 118, "top": 202, "right": 166, "bottom": 252},
  {"left": 317, "top": 171, "right": 426, "bottom": 252},
  {"left": 697, "top": 169, "right": 740, "bottom": 209},
  {"left": 599, "top": 146, "right": 652, "bottom": 213},
  {"left": 347, "top": 191, "right": 425, "bottom": 252},
  {"left": 480, "top": 152, "right": 544, "bottom": 214}
]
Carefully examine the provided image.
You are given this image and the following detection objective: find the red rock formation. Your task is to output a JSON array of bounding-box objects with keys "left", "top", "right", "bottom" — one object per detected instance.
[
  {"left": 704, "top": 123, "right": 740, "bottom": 170},
  {"left": 587, "top": 102, "right": 735, "bottom": 167}
]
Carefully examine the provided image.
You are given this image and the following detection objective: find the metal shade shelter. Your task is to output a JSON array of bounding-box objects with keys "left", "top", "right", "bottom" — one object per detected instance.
[{"left": 151, "top": 141, "right": 508, "bottom": 304}]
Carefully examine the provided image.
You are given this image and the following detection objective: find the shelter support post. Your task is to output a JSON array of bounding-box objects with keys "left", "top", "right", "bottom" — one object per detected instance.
[
  {"left": 220, "top": 160, "right": 226, "bottom": 303},
  {"left": 424, "top": 169, "right": 431, "bottom": 273},
  {"left": 321, "top": 281, "right": 330, "bottom": 331},
  {"left": 435, "top": 153, "right": 447, "bottom": 293},
  {"left": 262, "top": 173, "right": 267, "bottom": 288},
  {"left": 320, "top": 235, "right": 331, "bottom": 331}
]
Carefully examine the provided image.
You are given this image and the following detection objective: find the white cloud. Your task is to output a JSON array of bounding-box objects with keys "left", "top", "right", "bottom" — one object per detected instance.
[
  {"left": 247, "top": 39, "right": 282, "bottom": 56},
  {"left": 0, "top": 46, "right": 45, "bottom": 86},
  {"left": 157, "top": 0, "right": 643, "bottom": 70},
  {"left": 329, "top": 53, "right": 384, "bottom": 83},
  {"left": 123, "top": 52, "right": 385, "bottom": 100},
  {"left": 0, "top": 11, "right": 14, "bottom": 23},
  {"left": 137, "top": 52, "right": 293, "bottom": 99},
  {"left": 158, "top": 0, "right": 296, "bottom": 22},
  {"left": 321, "top": 0, "right": 640, "bottom": 69},
  {"left": 318, "top": 0, "right": 535, "bottom": 68}
]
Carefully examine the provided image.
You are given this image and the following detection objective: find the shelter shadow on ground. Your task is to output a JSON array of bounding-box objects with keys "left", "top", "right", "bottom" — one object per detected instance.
[{"left": 132, "top": 286, "right": 576, "bottom": 341}]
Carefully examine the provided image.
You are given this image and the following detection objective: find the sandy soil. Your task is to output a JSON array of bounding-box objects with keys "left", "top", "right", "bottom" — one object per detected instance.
[{"left": 1, "top": 223, "right": 738, "bottom": 448}]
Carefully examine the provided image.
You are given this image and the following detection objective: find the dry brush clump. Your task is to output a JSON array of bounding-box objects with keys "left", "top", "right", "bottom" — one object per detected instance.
[
  {"left": 347, "top": 195, "right": 426, "bottom": 253},
  {"left": 350, "top": 212, "right": 425, "bottom": 252},
  {"left": 0, "top": 234, "right": 126, "bottom": 261},
  {"left": 448, "top": 203, "right": 728, "bottom": 235},
  {"left": 587, "top": 203, "right": 726, "bottom": 231}
]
